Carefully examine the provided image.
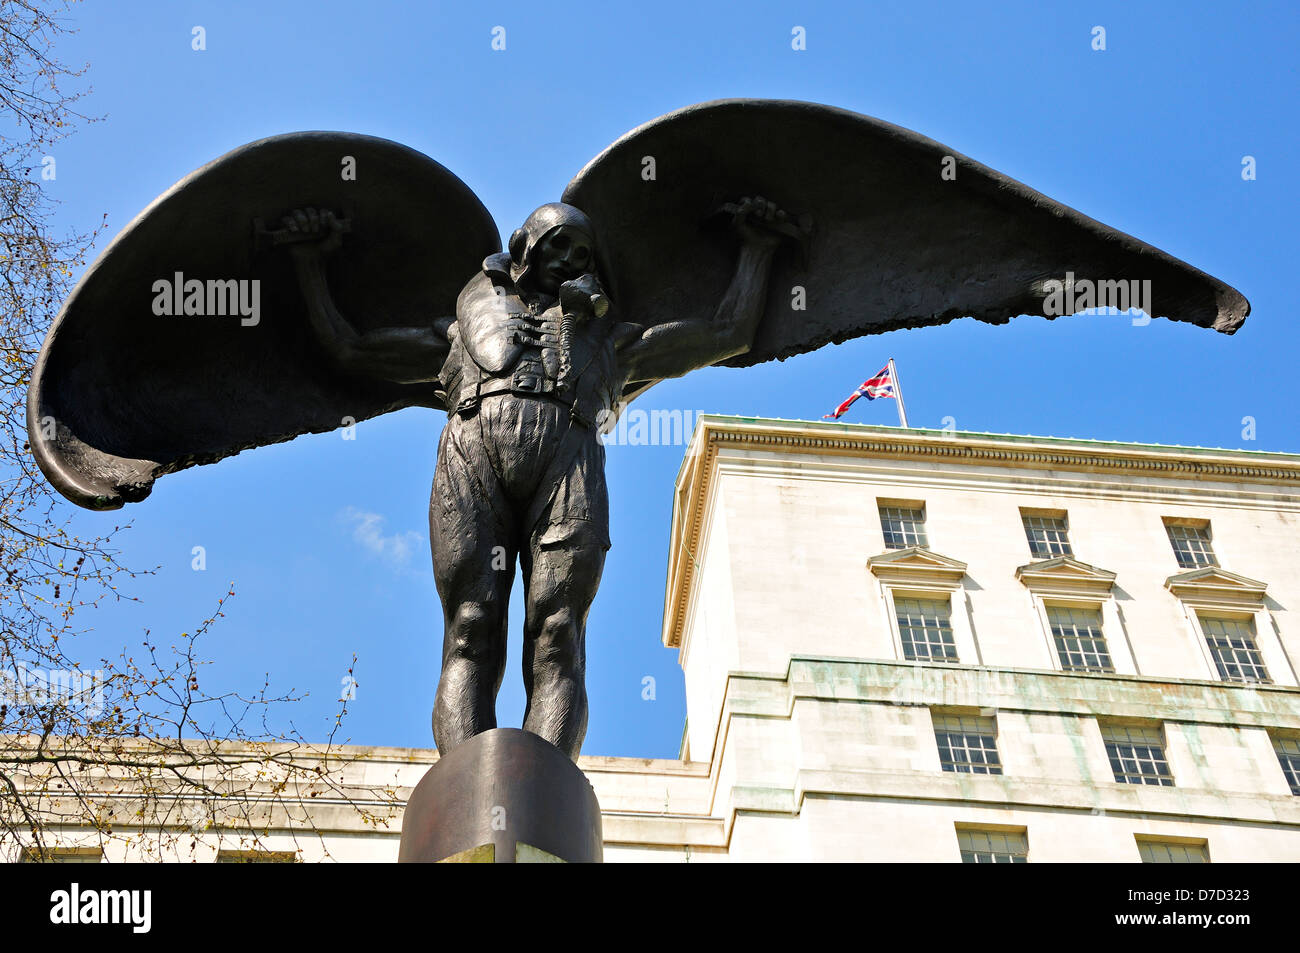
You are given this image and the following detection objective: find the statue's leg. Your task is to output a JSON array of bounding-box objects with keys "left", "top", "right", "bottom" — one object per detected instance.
[
  {"left": 518, "top": 422, "right": 612, "bottom": 759},
  {"left": 429, "top": 417, "right": 516, "bottom": 754},
  {"left": 519, "top": 527, "right": 607, "bottom": 760}
]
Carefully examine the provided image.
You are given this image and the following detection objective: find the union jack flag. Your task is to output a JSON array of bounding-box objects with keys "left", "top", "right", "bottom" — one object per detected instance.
[{"left": 823, "top": 363, "right": 895, "bottom": 419}]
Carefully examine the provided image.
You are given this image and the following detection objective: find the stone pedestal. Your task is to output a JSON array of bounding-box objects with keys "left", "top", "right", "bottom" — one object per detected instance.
[{"left": 398, "top": 727, "right": 603, "bottom": 863}]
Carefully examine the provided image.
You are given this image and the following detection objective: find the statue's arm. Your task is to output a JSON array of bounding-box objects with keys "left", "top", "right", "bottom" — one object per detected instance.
[
  {"left": 285, "top": 208, "right": 451, "bottom": 385},
  {"left": 618, "top": 197, "right": 784, "bottom": 384}
]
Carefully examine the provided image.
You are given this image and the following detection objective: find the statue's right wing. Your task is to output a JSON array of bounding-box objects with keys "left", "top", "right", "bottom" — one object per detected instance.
[
  {"left": 28, "top": 132, "right": 500, "bottom": 510},
  {"left": 563, "top": 99, "right": 1249, "bottom": 395}
]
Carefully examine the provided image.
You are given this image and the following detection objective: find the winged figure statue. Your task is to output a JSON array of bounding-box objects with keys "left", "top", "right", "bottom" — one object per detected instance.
[{"left": 26, "top": 100, "right": 1249, "bottom": 759}]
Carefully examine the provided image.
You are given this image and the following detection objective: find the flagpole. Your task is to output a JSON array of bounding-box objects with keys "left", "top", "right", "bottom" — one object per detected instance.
[{"left": 888, "top": 358, "right": 910, "bottom": 428}]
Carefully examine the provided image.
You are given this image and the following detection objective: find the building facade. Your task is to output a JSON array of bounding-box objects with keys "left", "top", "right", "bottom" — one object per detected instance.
[
  {"left": 654, "top": 416, "right": 1300, "bottom": 862},
  {"left": 14, "top": 416, "right": 1300, "bottom": 862}
]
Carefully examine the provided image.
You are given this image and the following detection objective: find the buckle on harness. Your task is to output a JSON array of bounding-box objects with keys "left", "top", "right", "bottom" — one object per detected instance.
[{"left": 511, "top": 372, "right": 545, "bottom": 394}]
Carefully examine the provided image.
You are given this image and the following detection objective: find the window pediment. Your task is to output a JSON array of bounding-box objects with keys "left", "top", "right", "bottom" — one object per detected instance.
[
  {"left": 1165, "top": 567, "right": 1267, "bottom": 606},
  {"left": 868, "top": 547, "right": 968, "bottom": 588},
  {"left": 1016, "top": 556, "right": 1117, "bottom": 596}
]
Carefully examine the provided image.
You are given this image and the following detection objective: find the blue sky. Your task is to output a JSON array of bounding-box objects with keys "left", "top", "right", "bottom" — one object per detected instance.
[{"left": 39, "top": 0, "right": 1299, "bottom": 757}]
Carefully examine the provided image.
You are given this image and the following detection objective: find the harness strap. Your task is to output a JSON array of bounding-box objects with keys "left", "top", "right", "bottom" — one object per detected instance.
[{"left": 455, "top": 380, "right": 594, "bottom": 429}]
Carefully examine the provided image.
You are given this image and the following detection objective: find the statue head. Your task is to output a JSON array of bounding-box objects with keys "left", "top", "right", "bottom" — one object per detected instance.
[{"left": 509, "top": 203, "right": 597, "bottom": 294}]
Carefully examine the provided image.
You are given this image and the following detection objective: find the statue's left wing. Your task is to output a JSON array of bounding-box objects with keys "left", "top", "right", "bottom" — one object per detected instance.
[
  {"left": 563, "top": 99, "right": 1248, "bottom": 397},
  {"left": 29, "top": 132, "right": 500, "bottom": 509}
]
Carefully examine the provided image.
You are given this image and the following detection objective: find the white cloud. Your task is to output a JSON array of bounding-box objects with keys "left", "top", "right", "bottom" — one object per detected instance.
[{"left": 341, "top": 507, "right": 423, "bottom": 568}]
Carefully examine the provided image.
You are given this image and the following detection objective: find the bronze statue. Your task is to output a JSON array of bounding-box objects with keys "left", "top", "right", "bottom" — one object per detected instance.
[
  {"left": 27, "top": 99, "right": 1249, "bottom": 762},
  {"left": 285, "top": 196, "right": 787, "bottom": 757}
]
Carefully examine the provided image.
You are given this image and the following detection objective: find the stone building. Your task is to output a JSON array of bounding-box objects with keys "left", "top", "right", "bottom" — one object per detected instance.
[
  {"left": 648, "top": 415, "right": 1300, "bottom": 862},
  {"left": 14, "top": 416, "right": 1300, "bottom": 862}
]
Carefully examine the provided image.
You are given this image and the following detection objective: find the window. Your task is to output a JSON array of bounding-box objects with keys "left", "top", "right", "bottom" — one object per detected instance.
[
  {"left": 895, "top": 597, "right": 959, "bottom": 663},
  {"left": 1102, "top": 724, "right": 1174, "bottom": 786},
  {"left": 1137, "top": 839, "right": 1208, "bottom": 863},
  {"left": 1047, "top": 605, "right": 1114, "bottom": 673},
  {"left": 20, "top": 848, "right": 102, "bottom": 863},
  {"left": 1022, "top": 513, "right": 1072, "bottom": 559},
  {"left": 957, "top": 829, "right": 1027, "bottom": 863},
  {"left": 1275, "top": 736, "right": 1300, "bottom": 795},
  {"left": 879, "top": 505, "right": 927, "bottom": 550},
  {"left": 1165, "top": 521, "right": 1217, "bottom": 569},
  {"left": 1199, "top": 616, "right": 1270, "bottom": 684},
  {"left": 933, "top": 714, "right": 1001, "bottom": 774}
]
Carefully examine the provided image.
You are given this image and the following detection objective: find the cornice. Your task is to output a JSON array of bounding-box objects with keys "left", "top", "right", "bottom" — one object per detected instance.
[
  {"left": 705, "top": 422, "right": 1300, "bottom": 485},
  {"left": 662, "top": 435, "right": 720, "bottom": 650}
]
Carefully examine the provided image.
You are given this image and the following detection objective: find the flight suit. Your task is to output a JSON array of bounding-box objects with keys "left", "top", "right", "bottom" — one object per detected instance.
[
  {"left": 432, "top": 251, "right": 619, "bottom": 558},
  {"left": 429, "top": 249, "right": 622, "bottom": 759}
]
